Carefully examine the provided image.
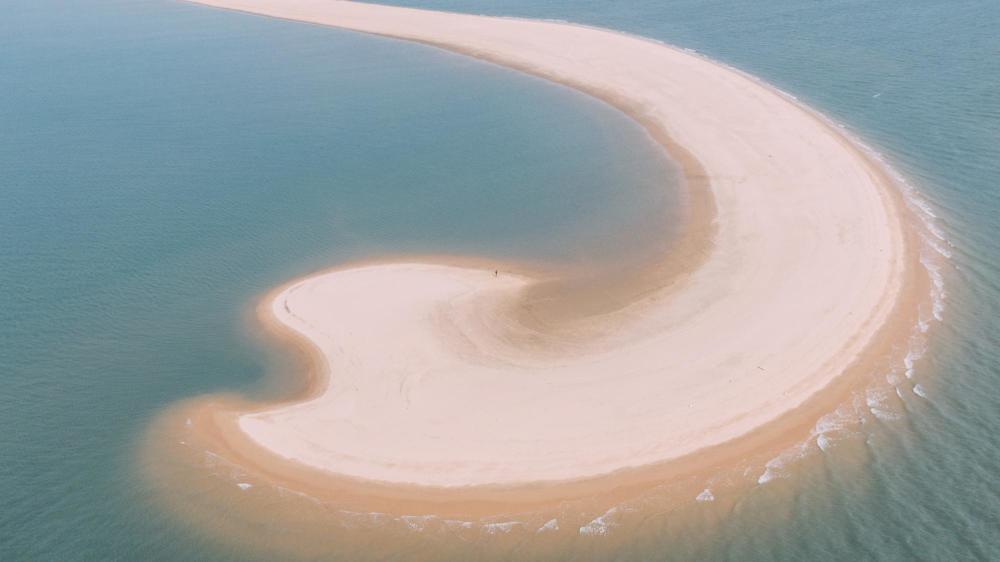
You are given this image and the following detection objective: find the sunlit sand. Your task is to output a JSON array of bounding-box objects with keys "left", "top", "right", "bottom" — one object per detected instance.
[{"left": 177, "top": 0, "right": 916, "bottom": 496}]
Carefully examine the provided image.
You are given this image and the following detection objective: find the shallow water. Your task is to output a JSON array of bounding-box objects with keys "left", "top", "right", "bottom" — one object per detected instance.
[{"left": 2, "top": 0, "right": 999, "bottom": 560}]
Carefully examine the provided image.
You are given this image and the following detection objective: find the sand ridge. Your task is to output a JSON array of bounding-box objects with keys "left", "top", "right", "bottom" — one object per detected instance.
[{"left": 178, "top": 0, "right": 914, "bottom": 490}]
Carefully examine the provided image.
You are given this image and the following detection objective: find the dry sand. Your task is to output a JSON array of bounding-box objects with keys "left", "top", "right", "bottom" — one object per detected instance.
[{"left": 179, "top": 0, "right": 915, "bottom": 491}]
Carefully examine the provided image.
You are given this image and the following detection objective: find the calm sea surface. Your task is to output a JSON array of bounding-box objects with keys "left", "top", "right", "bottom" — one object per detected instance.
[{"left": 2, "top": 0, "right": 998, "bottom": 560}]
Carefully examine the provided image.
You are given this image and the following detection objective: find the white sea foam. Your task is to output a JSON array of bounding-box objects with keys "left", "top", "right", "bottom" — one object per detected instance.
[
  {"left": 813, "top": 409, "right": 851, "bottom": 435},
  {"left": 904, "top": 346, "right": 925, "bottom": 379},
  {"left": 273, "top": 485, "right": 320, "bottom": 505},
  {"left": 537, "top": 518, "right": 559, "bottom": 533},
  {"left": 907, "top": 186, "right": 950, "bottom": 343},
  {"left": 481, "top": 521, "right": 522, "bottom": 535},
  {"left": 757, "top": 444, "right": 810, "bottom": 484},
  {"left": 908, "top": 194, "right": 938, "bottom": 219},
  {"left": 920, "top": 253, "right": 946, "bottom": 287},
  {"left": 579, "top": 507, "right": 619, "bottom": 536},
  {"left": 865, "top": 387, "right": 887, "bottom": 407},
  {"left": 919, "top": 253, "right": 947, "bottom": 322},
  {"left": 757, "top": 467, "right": 779, "bottom": 485},
  {"left": 922, "top": 233, "right": 953, "bottom": 259},
  {"left": 400, "top": 514, "right": 435, "bottom": 531},
  {"left": 777, "top": 89, "right": 799, "bottom": 101},
  {"left": 696, "top": 488, "right": 715, "bottom": 502},
  {"left": 913, "top": 384, "right": 928, "bottom": 398},
  {"left": 866, "top": 388, "right": 902, "bottom": 421},
  {"left": 932, "top": 297, "right": 945, "bottom": 322},
  {"left": 913, "top": 209, "right": 948, "bottom": 243},
  {"left": 811, "top": 408, "right": 856, "bottom": 452},
  {"left": 236, "top": 482, "right": 252, "bottom": 490}
]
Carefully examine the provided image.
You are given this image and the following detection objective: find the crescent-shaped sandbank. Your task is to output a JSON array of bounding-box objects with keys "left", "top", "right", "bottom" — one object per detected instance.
[{"left": 173, "top": 0, "right": 922, "bottom": 500}]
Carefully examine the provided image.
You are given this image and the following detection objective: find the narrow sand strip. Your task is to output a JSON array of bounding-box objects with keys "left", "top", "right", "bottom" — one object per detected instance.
[{"left": 183, "top": 0, "right": 912, "bottom": 488}]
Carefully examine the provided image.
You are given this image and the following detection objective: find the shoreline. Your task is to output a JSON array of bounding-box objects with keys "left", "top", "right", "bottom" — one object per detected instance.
[{"left": 149, "top": 0, "right": 933, "bottom": 526}]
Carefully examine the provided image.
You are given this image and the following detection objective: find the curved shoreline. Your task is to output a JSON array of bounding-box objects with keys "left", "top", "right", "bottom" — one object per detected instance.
[{"left": 157, "top": 0, "right": 928, "bottom": 516}]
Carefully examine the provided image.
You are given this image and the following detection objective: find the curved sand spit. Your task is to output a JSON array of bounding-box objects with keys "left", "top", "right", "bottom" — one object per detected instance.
[{"left": 183, "top": 0, "right": 913, "bottom": 489}]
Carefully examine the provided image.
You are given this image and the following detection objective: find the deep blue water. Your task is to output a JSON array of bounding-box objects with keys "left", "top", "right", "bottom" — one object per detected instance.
[{"left": 2, "top": 0, "right": 999, "bottom": 560}]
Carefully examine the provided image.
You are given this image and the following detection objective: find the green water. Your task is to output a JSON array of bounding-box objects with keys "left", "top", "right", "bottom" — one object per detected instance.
[{"left": 2, "top": 0, "right": 998, "bottom": 560}]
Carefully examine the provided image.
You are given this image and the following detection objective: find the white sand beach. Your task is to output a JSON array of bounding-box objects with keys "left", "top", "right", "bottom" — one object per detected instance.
[{"left": 181, "top": 0, "right": 914, "bottom": 489}]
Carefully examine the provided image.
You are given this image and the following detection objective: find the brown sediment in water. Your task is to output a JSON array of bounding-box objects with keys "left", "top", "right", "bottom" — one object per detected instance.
[{"left": 138, "top": 0, "right": 939, "bottom": 557}]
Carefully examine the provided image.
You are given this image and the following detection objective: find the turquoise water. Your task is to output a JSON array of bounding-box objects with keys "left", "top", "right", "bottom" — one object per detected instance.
[{"left": 2, "top": 0, "right": 998, "bottom": 560}]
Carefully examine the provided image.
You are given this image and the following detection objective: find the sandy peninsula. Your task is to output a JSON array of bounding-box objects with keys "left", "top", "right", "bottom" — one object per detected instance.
[{"left": 178, "top": 0, "right": 915, "bottom": 491}]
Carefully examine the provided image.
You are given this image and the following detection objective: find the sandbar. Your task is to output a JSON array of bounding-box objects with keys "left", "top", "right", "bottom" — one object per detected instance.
[{"left": 177, "top": 0, "right": 916, "bottom": 494}]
